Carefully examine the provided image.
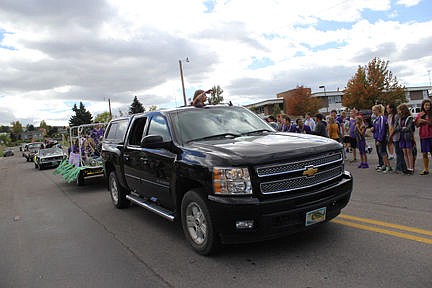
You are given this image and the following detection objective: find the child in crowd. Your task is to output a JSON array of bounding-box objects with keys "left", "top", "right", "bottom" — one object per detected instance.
[
  {"left": 415, "top": 99, "right": 432, "bottom": 175},
  {"left": 355, "top": 116, "right": 368, "bottom": 168},
  {"left": 372, "top": 104, "right": 392, "bottom": 173},
  {"left": 327, "top": 117, "right": 341, "bottom": 142},
  {"left": 397, "top": 104, "right": 415, "bottom": 174}
]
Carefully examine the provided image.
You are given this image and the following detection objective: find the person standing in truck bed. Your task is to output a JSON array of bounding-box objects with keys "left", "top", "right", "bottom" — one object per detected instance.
[{"left": 191, "top": 89, "right": 212, "bottom": 107}]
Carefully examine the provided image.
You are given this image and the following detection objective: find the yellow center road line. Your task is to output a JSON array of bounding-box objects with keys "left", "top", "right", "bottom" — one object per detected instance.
[
  {"left": 338, "top": 214, "right": 432, "bottom": 237},
  {"left": 332, "top": 219, "right": 432, "bottom": 245}
]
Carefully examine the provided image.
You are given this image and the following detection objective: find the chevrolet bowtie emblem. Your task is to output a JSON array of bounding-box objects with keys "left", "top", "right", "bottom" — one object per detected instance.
[{"left": 303, "top": 166, "right": 318, "bottom": 177}]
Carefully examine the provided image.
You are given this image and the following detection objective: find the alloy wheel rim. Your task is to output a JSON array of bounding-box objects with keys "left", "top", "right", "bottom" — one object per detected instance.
[
  {"left": 110, "top": 177, "right": 119, "bottom": 204},
  {"left": 186, "top": 202, "right": 207, "bottom": 245}
]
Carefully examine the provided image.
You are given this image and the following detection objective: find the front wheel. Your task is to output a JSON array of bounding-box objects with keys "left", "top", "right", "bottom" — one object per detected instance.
[
  {"left": 109, "top": 171, "right": 129, "bottom": 209},
  {"left": 181, "top": 190, "right": 220, "bottom": 255}
]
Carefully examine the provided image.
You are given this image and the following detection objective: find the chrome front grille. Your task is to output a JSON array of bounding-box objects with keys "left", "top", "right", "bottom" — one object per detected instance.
[
  {"left": 256, "top": 152, "right": 342, "bottom": 177},
  {"left": 260, "top": 166, "right": 343, "bottom": 194},
  {"left": 255, "top": 151, "right": 344, "bottom": 195}
]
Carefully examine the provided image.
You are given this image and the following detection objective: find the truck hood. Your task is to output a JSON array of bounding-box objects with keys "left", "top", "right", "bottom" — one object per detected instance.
[{"left": 183, "top": 132, "right": 342, "bottom": 166}]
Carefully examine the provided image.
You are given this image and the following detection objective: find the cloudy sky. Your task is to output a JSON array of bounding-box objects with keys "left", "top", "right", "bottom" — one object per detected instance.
[{"left": 1, "top": 0, "right": 431, "bottom": 126}]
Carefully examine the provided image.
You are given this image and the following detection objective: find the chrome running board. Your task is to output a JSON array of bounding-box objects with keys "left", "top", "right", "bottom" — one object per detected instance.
[{"left": 126, "top": 194, "right": 175, "bottom": 221}]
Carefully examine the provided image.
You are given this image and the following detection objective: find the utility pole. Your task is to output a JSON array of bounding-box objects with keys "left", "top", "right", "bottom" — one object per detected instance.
[
  {"left": 108, "top": 98, "right": 112, "bottom": 120},
  {"left": 179, "top": 59, "right": 187, "bottom": 106}
]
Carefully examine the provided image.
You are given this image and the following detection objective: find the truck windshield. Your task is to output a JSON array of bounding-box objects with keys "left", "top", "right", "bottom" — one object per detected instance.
[{"left": 172, "top": 106, "right": 274, "bottom": 144}]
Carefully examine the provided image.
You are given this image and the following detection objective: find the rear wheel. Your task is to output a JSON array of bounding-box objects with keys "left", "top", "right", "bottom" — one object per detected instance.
[
  {"left": 77, "top": 171, "right": 84, "bottom": 186},
  {"left": 181, "top": 190, "right": 220, "bottom": 255},
  {"left": 109, "top": 171, "right": 130, "bottom": 209}
]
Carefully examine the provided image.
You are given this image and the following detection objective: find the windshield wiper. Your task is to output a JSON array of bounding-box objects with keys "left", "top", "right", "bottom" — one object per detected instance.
[
  {"left": 241, "top": 129, "right": 273, "bottom": 136},
  {"left": 187, "top": 133, "right": 242, "bottom": 143}
]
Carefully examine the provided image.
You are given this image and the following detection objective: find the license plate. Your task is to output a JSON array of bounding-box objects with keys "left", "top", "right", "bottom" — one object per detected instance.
[{"left": 305, "top": 207, "right": 327, "bottom": 226}]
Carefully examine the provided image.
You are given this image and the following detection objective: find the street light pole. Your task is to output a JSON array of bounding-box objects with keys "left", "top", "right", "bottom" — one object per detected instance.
[{"left": 319, "top": 85, "right": 327, "bottom": 113}]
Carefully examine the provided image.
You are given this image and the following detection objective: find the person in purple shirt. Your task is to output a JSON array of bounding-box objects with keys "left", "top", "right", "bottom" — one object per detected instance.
[
  {"left": 281, "top": 116, "right": 297, "bottom": 132},
  {"left": 371, "top": 104, "right": 391, "bottom": 173},
  {"left": 295, "top": 118, "right": 312, "bottom": 134},
  {"left": 91, "top": 124, "right": 105, "bottom": 145},
  {"left": 348, "top": 109, "right": 358, "bottom": 162}
]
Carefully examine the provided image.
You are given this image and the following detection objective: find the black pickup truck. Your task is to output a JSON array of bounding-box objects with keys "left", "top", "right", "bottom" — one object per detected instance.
[{"left": 101, "top": 105, "right": 353, "bottom": 255}]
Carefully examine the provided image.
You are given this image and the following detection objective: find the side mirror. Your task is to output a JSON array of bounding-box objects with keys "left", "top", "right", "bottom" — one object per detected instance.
[{"left": 140, "top": 135, "right": 165, "bottom": 149}]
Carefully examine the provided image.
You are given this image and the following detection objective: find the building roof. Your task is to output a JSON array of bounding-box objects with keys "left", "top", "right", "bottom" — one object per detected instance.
[{"left": 243, "top": 98, "right": 283, "bottom": 108}]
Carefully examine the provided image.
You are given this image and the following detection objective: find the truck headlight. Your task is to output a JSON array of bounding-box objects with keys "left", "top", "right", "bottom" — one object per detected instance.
[{"left": 213, "top": 167, "right": 252, "bottom": 195}]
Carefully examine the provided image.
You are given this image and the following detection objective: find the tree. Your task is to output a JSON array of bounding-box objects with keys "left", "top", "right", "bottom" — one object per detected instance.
[
  {"left": 208, "top": 85, "right": 224, "bottom": 105},
  {"left": 10, "top": 121, "right": 23, "bottom": 142},
  {"left": 129, "top": 96, "right": 145, "bottom": 115},
  {"left": 343, "top": 57, "right": 406, "bottom": 109},
  {"left": 94, "top": 111, "right": 112, "bottom": 123},
  {"left": 26, "top": 124, "right": 35, "bottom": 131},
  {"left": 69, "top": 102, "right": 93, "bottom": 126},
  {"left": 272, "top": 104, "right": 282, "bottom": 118},
  {"left": 148, "top": 105, "right": 158, "bottom": 111},
  {"left": 39, "top": 120, "right": 50, "bottom": 136},
  {"left": 47, "top": 126, "right": 58, "bottom": 137},
  {"left": 284, "top": 86, "right": 321, "bottom": 117},
  {"left": 0, "top": 133, "right": 11, "bottom": 145},
  {"left": 11, "top": 121, "right": 23, "bottom": 134},
  {"left": 0, "top": 125, "right": 10, "bottom": 133}
]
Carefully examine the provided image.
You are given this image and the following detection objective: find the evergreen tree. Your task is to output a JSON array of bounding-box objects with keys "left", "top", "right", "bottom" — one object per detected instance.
[
  {"left": 26, "top": 124, "right": 35, "bottom": 131},
  {"left": 129, "top": 96, "right": 145, "bottom": 115},
  {"left": 69, "top": 102, "right": 93, "bottom": 126}
]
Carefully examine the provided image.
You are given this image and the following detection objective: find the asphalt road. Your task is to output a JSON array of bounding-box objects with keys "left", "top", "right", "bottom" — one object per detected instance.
[{"left": 1, "top": 146, "right": 431, "bottom": 288}]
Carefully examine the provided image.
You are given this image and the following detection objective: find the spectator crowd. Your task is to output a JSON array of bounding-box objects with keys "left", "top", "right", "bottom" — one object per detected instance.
[{"left": 265, "top": 99, "right": 432, "bottom": 176}]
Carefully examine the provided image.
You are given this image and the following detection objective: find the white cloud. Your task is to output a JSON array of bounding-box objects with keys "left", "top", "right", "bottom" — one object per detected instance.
[
  {"left": 0, "top": 0, "right": 431, "bottom": 126},
  {"left": 396, "top": 0, "right": 422, "bottom": 7}
]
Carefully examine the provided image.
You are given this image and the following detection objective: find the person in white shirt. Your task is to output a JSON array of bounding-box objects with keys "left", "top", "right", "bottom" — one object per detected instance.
[{"left": 304, "top": 112, "right": 316, "bottom": 131}]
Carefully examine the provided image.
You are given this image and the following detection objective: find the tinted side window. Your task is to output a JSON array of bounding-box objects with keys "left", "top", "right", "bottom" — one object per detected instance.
[
  {"left": 128, "top": 117, "right": 147, "bottom": 146},
  {"left": 106, "top": 120, "right": 128, "bottom": 141},
  {"left": 147, "top": 115, "right": 171, "bottom": 141}
]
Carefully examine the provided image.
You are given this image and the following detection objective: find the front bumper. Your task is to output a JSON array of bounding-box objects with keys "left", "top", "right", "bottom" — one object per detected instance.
[{"left": 207, "top": 171, "right": 353, "bottom": 244}]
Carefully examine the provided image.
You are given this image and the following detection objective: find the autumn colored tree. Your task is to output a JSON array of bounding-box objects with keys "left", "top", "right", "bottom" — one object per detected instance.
[
  {"left": 343, "top": 58, "right": 406, "bottom": 109},
  {"left": 284, "top": 86, "right": 321, "bottom": 117}
]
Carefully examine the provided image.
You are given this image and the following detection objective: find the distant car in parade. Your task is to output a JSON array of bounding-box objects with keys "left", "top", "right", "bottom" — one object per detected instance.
[
  {"left": 34, "top": 147, "right": 67, "bottom": 170},
  {"left": 3, "top": 149, "right": 14, "bottom": 157},
  {"left": 23, "top": 142, "right": 44, "bottom": 162}
]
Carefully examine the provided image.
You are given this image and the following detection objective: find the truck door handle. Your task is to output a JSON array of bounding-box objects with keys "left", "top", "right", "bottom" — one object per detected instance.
[
  {"left": 124, "top": 154, "right": 129, "bottom": 161},
  {"left": 139, "top": 157, "right": 148, "bottom": 165}
]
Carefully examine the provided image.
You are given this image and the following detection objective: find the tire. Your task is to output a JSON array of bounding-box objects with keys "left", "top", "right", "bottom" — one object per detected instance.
[
  {"left": 77, "top": 171, "right": 84, "bottom": 186},
  {"left": 109, "top": 171, "right": 129, "bottom": 209},
  {"left": 181, "top": 190, "right": 220, "bottom": 255}
]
